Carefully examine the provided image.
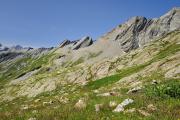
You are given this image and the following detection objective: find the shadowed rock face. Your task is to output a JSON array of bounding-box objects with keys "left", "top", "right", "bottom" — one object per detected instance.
[
  {"left": 59, "top": 40, "right": 71, "bottom": 48},
  {"left": 59, "top": 36, "right": 93, "bottom": 50},
  {"left": 101, "top": 7, "right": 180, "bottom": 52},
  {"left": 72, "top": 36, "right": 93, "bottom": 50}
]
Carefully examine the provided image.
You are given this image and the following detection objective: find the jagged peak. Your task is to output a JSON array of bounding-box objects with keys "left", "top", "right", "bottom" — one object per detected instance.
[
  {"left": 170, "top": 7, "right": 180, "bottom": 12},
  {"left": 124, "top": 16, "right": 147, "bottom": 27},
  {"left": 160, "top": 7, "right": 180, "bottom": 18},
  {"left": 59, "top": 36, "right": 93, "bottom": 50}
]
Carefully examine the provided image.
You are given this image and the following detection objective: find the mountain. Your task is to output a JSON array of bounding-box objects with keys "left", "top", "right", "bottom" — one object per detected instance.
[{"left": 0, "top": 8, "right": 179, "bottom": 120}]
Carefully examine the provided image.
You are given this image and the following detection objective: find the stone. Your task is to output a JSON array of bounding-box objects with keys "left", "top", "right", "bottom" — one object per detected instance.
[
  {"left": 151, "top": 80, "right": 158, "bottom": 85},
  {"left": 97, "top": 92, "right": 111, "bottom": 97},
  {"left": 147, "top": 104, "right": 157, "bottom": 111},
  {"left": 119, "top": 99, "right": 134, "bottom": 107},
  {"left": 113, "top": 99, "right": 134, "bottom": 112},
  {"left": 95, "top": 104, "right": 103, "bottom": 112},
  {"left": 138, "top": 109, "right": 150, "bottom": 116},
  {"left": 93, "top": 90, "right": 99, "bottom": 94},
  {"left": 74, "top": 99, "right": 86, "bottom": 109},
  {"left": 113, "top": 106, "right": 124, "bottom": 112},
  {"left": 127, "top": 86, "right": 142, "bottom": 94},
  {"left": 97, "top": 91, "right": 118, "bottom": 97},
  {"left": 43, "top": 100, "right": 54, "bottom": 106},
  {"left": 28, "top": 117, "right": 36, "bottom": 120},
  {"left": 21, "top": 105, "right": 29, "bottom": 110},
  {"left": 109, "top": 101, "right": 117, "bottom": 108},
  {"left": 34, "top": 99, "right": 41, "bottom": 103},
  {"left": 109, "top": 91, "right": 119, "bottom": 96}
]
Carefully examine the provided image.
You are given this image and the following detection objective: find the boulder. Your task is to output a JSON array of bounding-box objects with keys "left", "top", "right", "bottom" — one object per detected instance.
[
  {"left": 74, "top": 99, "right": 86, "bottom": 109},
  {"left": 113, "top": 99, "right": 134, "bottom": 112}
]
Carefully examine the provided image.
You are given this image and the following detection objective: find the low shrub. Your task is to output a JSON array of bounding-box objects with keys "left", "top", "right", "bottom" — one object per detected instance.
[{"left": 145, "top": 79, "right": 180, "bottom": 98}]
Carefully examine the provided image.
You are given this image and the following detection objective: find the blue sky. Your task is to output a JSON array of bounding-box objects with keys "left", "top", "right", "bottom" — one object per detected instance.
[{"left": 0, "top": 0, "right": 179, "bottom": 48}]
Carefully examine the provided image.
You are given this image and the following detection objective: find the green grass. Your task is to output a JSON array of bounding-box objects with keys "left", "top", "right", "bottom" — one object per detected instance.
[
  {"left": 1, "top": 85, "right": 179, "bottom": 120},
  {"left": 0, "top": 31, "right": 180, "bottom": 120},
  {"left": 86, "top": 37, "right": 180, "bottom": 90},
  {"left": 86, "top": 62, "right": 149, "bottom": 90},
  {"left": 145, "top": 79, "right": 180, "bottom": 99},
  {"left": 152, "top": 43, "right": 180, "bottom": 62},
  {"left": 0, "top": 52, "right": 55, "bottom": 82}
]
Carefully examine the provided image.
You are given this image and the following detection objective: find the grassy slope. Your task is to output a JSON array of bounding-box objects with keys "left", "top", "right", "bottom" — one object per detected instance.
[{"left": 0, "top": 31, "right": 180, "bottom": 120}]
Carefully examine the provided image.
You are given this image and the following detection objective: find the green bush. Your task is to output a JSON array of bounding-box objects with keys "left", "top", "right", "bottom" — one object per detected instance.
[{"left": 145, "top": 80, "right": 180, "bottom": 98}]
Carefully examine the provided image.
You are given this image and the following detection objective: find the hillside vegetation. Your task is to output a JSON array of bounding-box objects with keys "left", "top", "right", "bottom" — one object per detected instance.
[{"left": 0, "top": 31, "right": 179, "bottom": 120}]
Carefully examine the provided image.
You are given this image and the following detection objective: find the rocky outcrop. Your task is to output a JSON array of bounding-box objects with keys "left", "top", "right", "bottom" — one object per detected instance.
[
  {"left": 59, "top": 36, "right": 93, "bottom": 50},
  {"left": 72, "top": 36, "right": 93, "bottom": 50},
  {"left": 100, "top": 7, "right": 180, "bottom": 52},
  {"left": 59, "top": 39, "right": 71, "bottom": 48}
]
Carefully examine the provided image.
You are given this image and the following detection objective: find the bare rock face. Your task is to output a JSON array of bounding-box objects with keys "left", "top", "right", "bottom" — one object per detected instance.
[
  {"left": 101, "top": 7, "right": 180, "bottom": 52},
  {"left": 115, "top": 16, "right": 148, "bottom": 52},
  {"left": 59, "top": 36, "right": 93, "bottom": 50},
  {"left": 72, "top": 36, "right": 93, "bottom": 50},
  {"left": 59, "top": 39, "right": 71, "bottom": 48}
]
